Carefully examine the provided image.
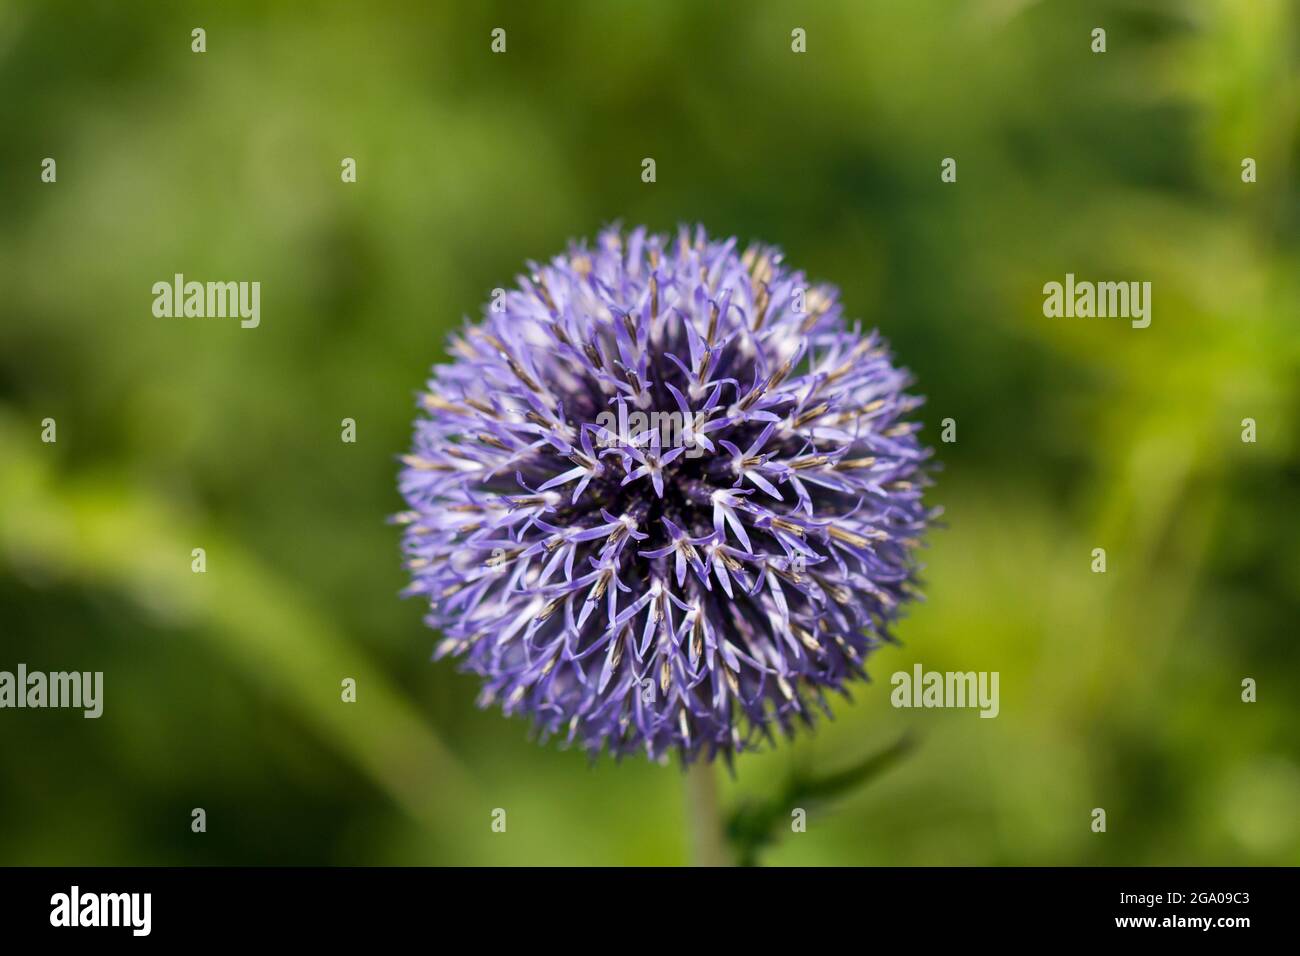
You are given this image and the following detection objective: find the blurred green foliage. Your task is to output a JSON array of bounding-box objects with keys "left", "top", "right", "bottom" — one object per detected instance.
[{"left": 1, "top": 0, "right": 1297, "bottom": 865}]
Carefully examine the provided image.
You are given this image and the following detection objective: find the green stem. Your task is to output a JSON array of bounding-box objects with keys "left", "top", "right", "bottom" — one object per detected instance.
[{"left": 684, "top": 760, "right": 731, "bottom": 867}]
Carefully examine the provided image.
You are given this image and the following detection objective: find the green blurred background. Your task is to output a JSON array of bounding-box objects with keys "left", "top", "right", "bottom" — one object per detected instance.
[{"left": 1, "top": 0, "right": 1297, "bottom": 866}]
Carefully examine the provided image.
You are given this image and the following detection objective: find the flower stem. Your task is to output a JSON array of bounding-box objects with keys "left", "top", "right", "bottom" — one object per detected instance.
[{"left": 684, "top": 760, "right": 731, "bottom": 867}]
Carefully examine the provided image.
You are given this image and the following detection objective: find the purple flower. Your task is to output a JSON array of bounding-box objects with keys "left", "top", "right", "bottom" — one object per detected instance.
[{"left": 397, "top": 225, "right": 935, "bottom": 764}]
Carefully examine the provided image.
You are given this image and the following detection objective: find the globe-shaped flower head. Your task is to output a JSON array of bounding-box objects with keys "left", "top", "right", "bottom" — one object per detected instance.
[{"left": 397, "top": 225, "right": 935, "bottom": 764}]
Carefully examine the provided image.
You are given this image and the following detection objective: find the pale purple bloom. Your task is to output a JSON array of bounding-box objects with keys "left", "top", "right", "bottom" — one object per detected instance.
[{"left": 396, "top": 225, "right": 936, "bottom": 764}]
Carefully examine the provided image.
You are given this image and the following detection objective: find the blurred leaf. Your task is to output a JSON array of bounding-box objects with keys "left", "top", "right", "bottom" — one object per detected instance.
[
  {"left": 0, "top": 415, "right": 479, "bottom": 832},
  {"left": 726, "top": 733, "right": 918, "bottom": 866}
]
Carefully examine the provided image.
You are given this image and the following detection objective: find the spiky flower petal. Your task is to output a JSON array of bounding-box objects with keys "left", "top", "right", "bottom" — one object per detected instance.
[{"left": 397, "top": 225, "right": 935, "bottom": 763}]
